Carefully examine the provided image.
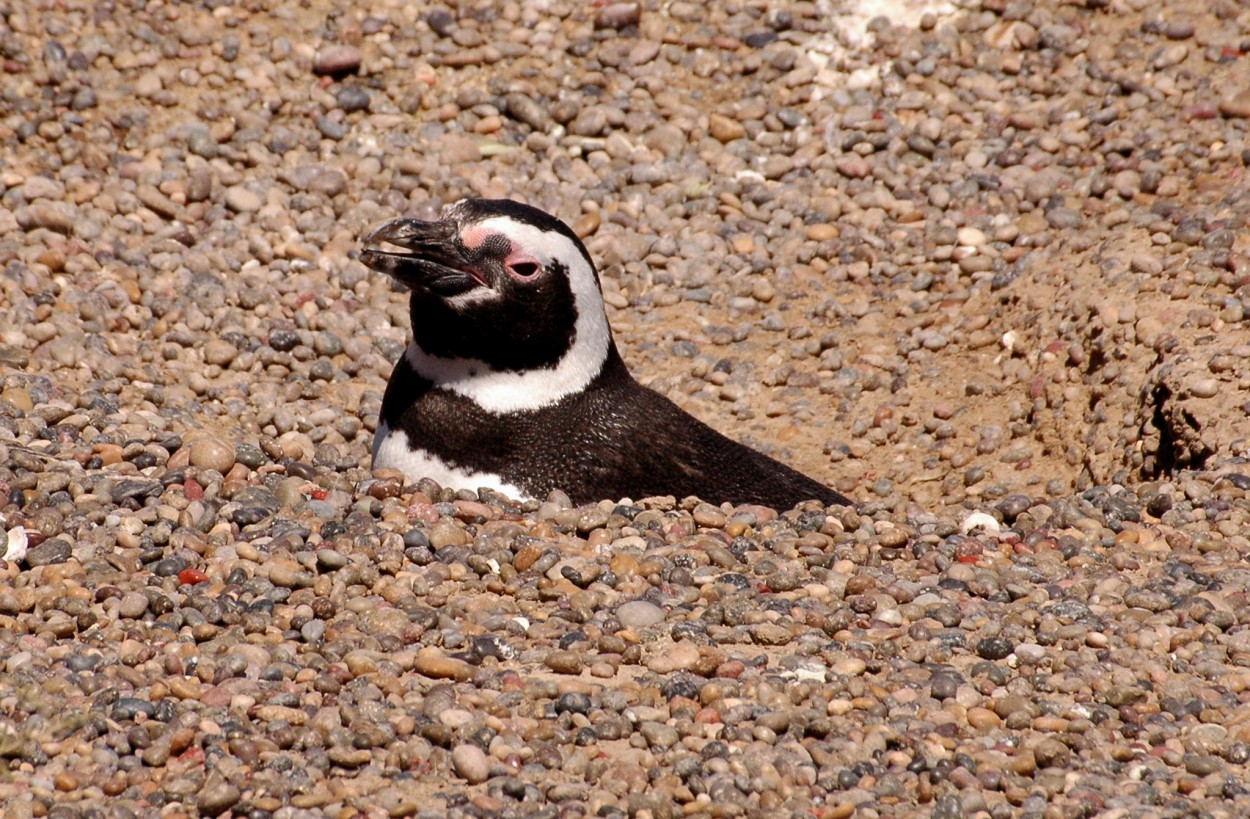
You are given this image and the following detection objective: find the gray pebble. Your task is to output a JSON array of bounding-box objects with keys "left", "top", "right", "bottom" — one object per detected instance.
[
  {"left": 617, "top": 600, "right": 666, "bottom": 628},
  {"left": 336, "top": 86, "right": 370, "bottom": 113}
]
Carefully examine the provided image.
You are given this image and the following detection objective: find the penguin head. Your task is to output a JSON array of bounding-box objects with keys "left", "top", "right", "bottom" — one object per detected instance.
[{"left": 361, "top": 199, "right": 615, "bottom": 411}]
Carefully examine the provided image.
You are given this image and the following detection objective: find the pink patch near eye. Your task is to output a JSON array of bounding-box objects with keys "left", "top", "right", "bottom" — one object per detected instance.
[
  {"left": 459, "top": 226, "right": 495, "bottom": 250},
  {"left": 505, "top": 248, "right": 541, "bottom": 279}
]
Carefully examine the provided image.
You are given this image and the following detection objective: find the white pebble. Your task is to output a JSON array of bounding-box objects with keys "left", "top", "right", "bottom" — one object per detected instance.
[
  {"left": 960, "top": 512, "right": 1001, "bottom": 535},
  {"left": 2, "top": 526, "right": 28, "bottom": 563}
]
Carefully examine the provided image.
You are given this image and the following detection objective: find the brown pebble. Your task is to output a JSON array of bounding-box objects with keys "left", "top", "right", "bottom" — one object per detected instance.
[
  {"left": 806, "top": 223, "right": 838, "bottom": 242},
  {"left": 0, "top": 388, "right": 33, "bottom": 411},
  {"left": 966, "top": 707, "right": 1001, "bottom": 729},
  {"left": 573, "top": 211, "right": 601, "bottom": 238},
  {"left": 594, "top": 2, "right": 640, "bottom": 30},
  {"left": 545, "top": 650, "right": 583, "bottom": 674},
  {"left": 312, "top": 45, "right": 362, "bottom": 76},
  {"left": 709, "top": 113, "right": 745, "bottom": 143},
  {"left": 1033, "top": 738, "right": 1072, "bottom": 768},
  {"left": 93, "top": 442, "right": 123, "bottom": 465},
  {"left": 188, "top": 437, "right": 236, "bottom": 474},
  {"left": 368, "top": 477, "right": 403, "bottom": 500},
  {"left": 514, "top": 544, "right": 543, "bottom": 571},
  {"left": 414, "top": 650, "right": 475, "bottom": 681},
  {"left": 1008, "top": 749, "right": 1037, "bottom": 775},
  {"left": 1218, "top": 91, "right": 1250, "bottom": 119},
  {"left": 202, "top": 339, "right": 238, "bottom": 367},
  {"left": 427, "top": 521, "right": 469, "bottom": 549}
]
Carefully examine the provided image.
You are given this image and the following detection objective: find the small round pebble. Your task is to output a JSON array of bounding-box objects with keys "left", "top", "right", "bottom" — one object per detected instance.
[{"left": 189, "top": 437, "right": 236, "bottom": 473}]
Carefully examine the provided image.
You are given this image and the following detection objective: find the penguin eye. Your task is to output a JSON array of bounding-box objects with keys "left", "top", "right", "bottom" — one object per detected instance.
[{"left": 509, "top": 261, "right": 540, "bottom": 279}]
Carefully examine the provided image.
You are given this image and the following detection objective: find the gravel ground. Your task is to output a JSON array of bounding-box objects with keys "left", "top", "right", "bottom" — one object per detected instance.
[{"left": 2, "top": 0, "right": 1250, "bottom": 816}]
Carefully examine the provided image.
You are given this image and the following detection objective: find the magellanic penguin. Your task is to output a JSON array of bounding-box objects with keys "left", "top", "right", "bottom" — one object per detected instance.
[{"left": 360, "top": 198, "right": 852, "bottom": 510}]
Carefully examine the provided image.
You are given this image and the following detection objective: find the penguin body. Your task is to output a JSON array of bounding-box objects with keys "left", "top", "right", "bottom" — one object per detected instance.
[{"left": 361, "top": 199, "right": 851, "bottom": 509}]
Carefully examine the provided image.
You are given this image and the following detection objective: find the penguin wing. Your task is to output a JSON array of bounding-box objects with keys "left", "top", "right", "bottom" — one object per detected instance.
[{"left": 566, "top": 379, "right": 850, "bottom": 509}]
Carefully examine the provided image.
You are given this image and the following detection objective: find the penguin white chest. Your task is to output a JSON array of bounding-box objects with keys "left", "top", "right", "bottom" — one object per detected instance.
[{"left": 372, "top": 420, "right": 530, "bottom": 500}]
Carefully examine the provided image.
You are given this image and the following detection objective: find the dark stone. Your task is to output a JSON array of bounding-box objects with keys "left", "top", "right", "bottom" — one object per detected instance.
[
  {"left": 232, "top": 507, "right": 272, "bottom": 526},
  {"left": 426, "top": 7, "right": 456, "bottom": 37},
  {"left": 152, "top": 555, "right": 189, "bottom": 577},
  {"left": 660, "top": 673, "right": 701, "bottom": 701},
  {"left": 467, "top": 635, "right": 513, "bottom": 663},
  {"left": 281, "top": 458, "right": 318, "bottom": 480},
  {"left": 268, "top": 330, "right": 300, "bottom": 352},
  {"left": 930, "top": 671, "right": 962, "bottom": 700},
  {"left": 233, "top": 487, "right": 280, "bottom": 513},
  {"left": 975, "top": 636, "right": 1015, "bottom": 660},
  {"left": 25, "top": 538, "right": 72, "bottom": 567},
  {"left": 555, "top": 692, "right": 592, "bottom": 715},
  {"left": 111, "top": 479, "right": 163, "bottom": 505},
  {"left": 235, "top": 443, "right": 266, "bottom": 469},
  {"left": 316, "top": 115, "right": 347, "bottom": 140},
  {"left": 336, "top": 86, "right": 370, "bottom": 113},
  {"left": 1145, "top": 491, "right": 1174, "bottom": 517},
  {"left": 65, "top": 653, "right": 102, "bottom": 672},
  {"left": 112, "top": 697, "right": 157, "bottom": 721},
  {"left": 320, "top": 520, "right": 348, "bottom": 539},
  {"left": 996, "top": 494, "right": 1032, "bottom": 523}
]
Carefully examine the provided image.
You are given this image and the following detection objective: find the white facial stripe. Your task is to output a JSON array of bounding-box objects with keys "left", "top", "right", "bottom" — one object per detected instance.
[
  {"left": 405, "top": 217, "right": 611, "bottom": 414},
  {"left": 446, "top": 288, "right": 503, "bottom": 308},
  {"left": 373, "top": 422, "right": 529, "bottom": 500}
]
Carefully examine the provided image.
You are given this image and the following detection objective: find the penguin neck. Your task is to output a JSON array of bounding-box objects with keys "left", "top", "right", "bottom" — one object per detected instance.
[
  {"left": 589, "top": 342, "right": 632, "bottom": 388},
  {"left": 401, "top": 326, "right": 616, "bottom": 415}
]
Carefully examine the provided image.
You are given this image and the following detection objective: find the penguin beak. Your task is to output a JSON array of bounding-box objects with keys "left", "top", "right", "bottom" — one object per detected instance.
[{"left": 360, "top": 218, "right": 489, "bottom": 297}]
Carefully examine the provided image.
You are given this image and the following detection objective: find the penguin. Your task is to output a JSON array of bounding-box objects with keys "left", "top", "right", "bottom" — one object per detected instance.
[{"left": 359, "top": 198, "right": 852, "bottom": 510}]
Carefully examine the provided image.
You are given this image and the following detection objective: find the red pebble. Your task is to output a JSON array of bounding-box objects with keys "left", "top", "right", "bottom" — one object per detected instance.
[
  {"left": 178, "top": 746, "right": 205, "bottom": 764},
  {"left": 183, "top": 478, "right": 204, "bottom": 500},
  {"left": 407, "top": 502, "right": 441, "bottom": 523},
  {"left": 178, "top": 568, "right": 209, "bottom": 585},
  {"left": 310, "top": 487, "right": 327, "bottom": 500},
  {"left": 694, "top": 707, "right": 723, "bottom": 724}
]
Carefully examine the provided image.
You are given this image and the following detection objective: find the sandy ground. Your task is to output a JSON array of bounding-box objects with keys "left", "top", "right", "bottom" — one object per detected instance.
[{"left": 2, "top": 0, "right": 1250, "bottom": 816}]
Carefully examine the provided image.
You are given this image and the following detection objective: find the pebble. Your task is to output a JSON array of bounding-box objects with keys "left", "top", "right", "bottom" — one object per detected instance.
[
  {"left": 313, "top": 45, "right": 362, "bottom": 76},
  {"left": 451, "top": 744, "right": 491, "bottom": 784},
  {"left": 1, "top": 388, "right": 33, "bottom": 411},
  {"left": 1219, "top": 92, "right": 1250, "bottom": 119},
  {"left": 616, "top": 600, "right": 666, "bottom": 628},
  {"left": 1189, "top": 378, "right": 1219, "bottom": 399},
  {"left": 202, "top": 339, "right": 238, "bottom": 367},
  {"left": 595, "top": 2, "right": 641, "bottom": 30},
  {"left": 709, "top": 114, "right": 746, "bottom": 143},
  {"left": 545, "top": 650, "right": 583, "bottom": 674},
  {"left": 336, "top": 86, "right": 370, "bottom": 113},
  {"left": 196, "top": 777, "right": 241, "bottom": 817},
  {"left": 224, "top": 185, "right": 262, "bottom": 213},
  {"left": 189, "top": 437, "right": 236, "bottom": 473},
  {"left": 413, "top": 651, "right": 474, "bottom": 682},
  {"left": 23, "top": 538, "right": 71, "bottom": 567}
]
